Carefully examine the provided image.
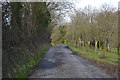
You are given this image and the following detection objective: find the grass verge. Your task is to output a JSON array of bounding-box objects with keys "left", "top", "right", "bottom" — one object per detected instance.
[
  {"left": 68, "top": 45, "right": 118, "bottom": 65},
  {"left": 67, "top": 45, "right": 118, "bottom": 76},
  {"left": 15, "top": 45, "right": 51, "bottom": 78}
]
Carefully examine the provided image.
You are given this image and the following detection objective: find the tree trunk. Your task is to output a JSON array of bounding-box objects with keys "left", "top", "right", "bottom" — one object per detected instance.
[
  {"left": 95, "top": 40, "right": 97, "bottom": 53},
  {"left": 106, "top": 38, "right": 110, "bottom": 52},
  {"left": 88, "top": 41, "right": 90, "bottom": 47},
  {"left": 118, "top": 46, "right": 119, "bottom": 59},
  {"left": 104, "top": 41, "right": 106, "bottom": 54},
  {"left": 99, "top": 40, "right": 100, "bottom": 49},
  {"left": 107, "top": 43, "right": 110, "bottom": 52}
]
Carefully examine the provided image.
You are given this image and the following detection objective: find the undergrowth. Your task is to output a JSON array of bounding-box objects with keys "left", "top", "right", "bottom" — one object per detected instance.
[{"left": 15, "top": 45, "right": 51, "bottom": 78}]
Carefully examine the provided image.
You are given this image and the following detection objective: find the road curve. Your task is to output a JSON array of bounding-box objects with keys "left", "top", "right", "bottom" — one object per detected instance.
[{"left": 28, "top": 46, "right": 112, "bottom": 78}]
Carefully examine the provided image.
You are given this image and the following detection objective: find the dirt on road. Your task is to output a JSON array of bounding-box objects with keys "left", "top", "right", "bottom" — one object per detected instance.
[{"left": 28, "top": 46, "right": 113, "bottom": 78}]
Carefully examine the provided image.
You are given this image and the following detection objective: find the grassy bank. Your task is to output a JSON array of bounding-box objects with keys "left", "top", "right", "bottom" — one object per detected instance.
[
  {"left": 16, "top": 45, "right": 51, "bottom": 78},
  {"left": 68, "top": 45, "right": 118, "bottom": 65},
  {"left": 67, "top": 45, "right": 118, "bottom": 76}
]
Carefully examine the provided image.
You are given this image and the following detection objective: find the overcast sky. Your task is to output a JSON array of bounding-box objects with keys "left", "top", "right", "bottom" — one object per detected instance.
[
  {"left": 75, "top": 0, "right": 119, "bottom": 9},
  {"left": 64, "top": 0, "right": 120, "bottom": 23}
]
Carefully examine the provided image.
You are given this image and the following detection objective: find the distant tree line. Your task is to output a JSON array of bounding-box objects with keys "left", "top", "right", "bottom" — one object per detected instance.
[{"left": 51, "top": 4, "right": 118, "bottom": 52}]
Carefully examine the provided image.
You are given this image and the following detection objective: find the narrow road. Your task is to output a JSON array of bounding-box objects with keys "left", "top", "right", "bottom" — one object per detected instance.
[{"left": 29, "top": 46, "right": 111, "bottom": 78}]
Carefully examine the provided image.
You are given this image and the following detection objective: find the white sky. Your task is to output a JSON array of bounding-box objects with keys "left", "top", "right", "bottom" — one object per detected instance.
[
  {"left": 75, "top": 0, "right": 120, "bottom": 9},
  {"left": 64, "top": 0, "right": 120, "bottom": 23}
]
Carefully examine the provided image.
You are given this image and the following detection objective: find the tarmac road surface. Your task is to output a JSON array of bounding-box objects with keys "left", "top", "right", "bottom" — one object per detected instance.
[{"left": 28, "top": 46, "right": 112, "bottom": 78}]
